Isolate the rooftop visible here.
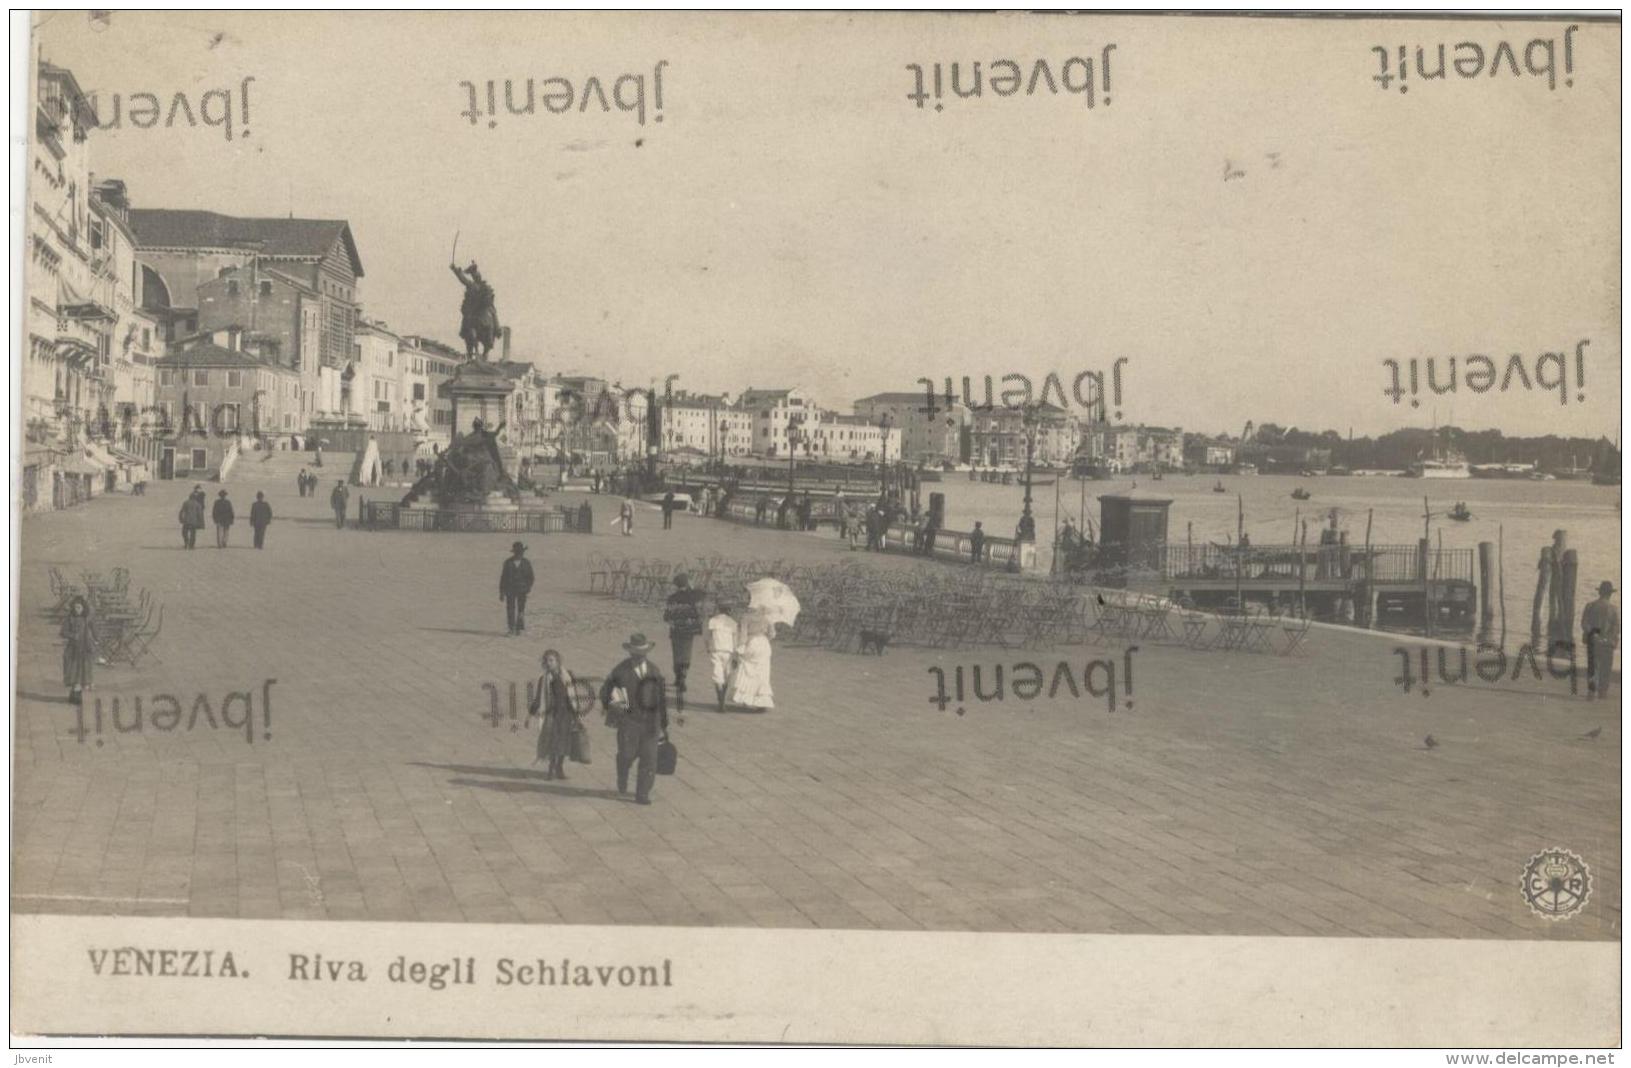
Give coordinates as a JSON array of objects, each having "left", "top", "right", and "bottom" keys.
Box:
[
  {"left": 129, "top": 209, "right": 364, "bottom": 277},
  {"left": 153, "top": 343, "right": 292, "bottom": 371}
]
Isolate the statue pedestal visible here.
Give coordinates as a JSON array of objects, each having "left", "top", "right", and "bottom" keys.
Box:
[{"left": 441, "top": 361, "right": 516, "bottom": 444}]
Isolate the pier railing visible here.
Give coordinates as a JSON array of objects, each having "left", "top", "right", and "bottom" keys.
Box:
[
  {"left": 1159, "top": 543, "right": 1474, "bottom": 584},
  {"left": 361, "top": 500, "right": 592, "bottom": 534}
]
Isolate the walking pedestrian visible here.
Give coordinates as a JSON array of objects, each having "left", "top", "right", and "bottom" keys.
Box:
[
  {"left": 330, "top": 480, "right": 349, "bottom": 529},
  {"left": 664, "top": 572, "right": 705, "bottom": 711},
  {"left": 619, "top": 497, "right": 635, "bottom": 536},
  {"left": 706, "top": 599, "right": 740, "bottom": 711},
  {"left": 661, "top": 489, "right": 676, "bottom": 530},
  {"left": 1583, "top": 581, "right": 1619, "bottom": 700},
  {"left": 527, "top": 649, "right": 581, "bottom": 780},
  {"left": 60, "top": 595, "right": 97, "bottom": 706},
  {"left": 724, "top": 611, "right": 776, "bottom": 712},
  {"left": 970, "top": 520, "right": 986, "bottom": 564},
  {"left": 178, "top": 489, "right": 204, "bottom": 549},
  {"left": 212, "top": 490, "right": 235, "bottom": 548},
  {"left": 297, "top": 468, "right": 309, "bottom": 497},
  {"left": 249, "top": 491, "right": 273, "bottom": 549},
  {"left": 500, "top": 541, "right": 535, "bottom": 636},
  {"left": 600, "top": 633, "right": 670, "bottom": 805}
]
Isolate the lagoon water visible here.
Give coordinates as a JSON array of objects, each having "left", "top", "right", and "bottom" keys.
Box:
[{"left": 931, "top": 472, "right": 1621, "bottom": 635}]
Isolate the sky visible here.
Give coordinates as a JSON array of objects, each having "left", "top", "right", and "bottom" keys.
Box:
[{"left": 32, "top": 11, "right": 1622, "bottom": 439}]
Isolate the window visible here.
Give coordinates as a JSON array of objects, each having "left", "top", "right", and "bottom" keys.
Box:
[
  {"left": 227, "top": 370, "right": 242, "bottom": 388},
  {"left": 259, "top": 280, "right": 272, "bottom": 298},
  {"left": 141, "top": 328, "right": 151, "bottom": 349},
  {"left": 191, "top": 448, "right": 207, "bottom": 469},
  {"left": 227, "top": 280, "right": 239, "bottom": 297},
  {"left": 413, "top": 383, "right": 426, "bottom": 401},
  {"left": 218, "top": 404, "right": 239, "bottom": 431},
  {"left": 159, "top": 369, "right": 174, "bottom": 387},
  {"left": 218, "top": 266, "right": 232, "bottom": 279},
  {"left": 192, "top": 370, "right": 209, "bottom": 387},
  {"left": 283, "top": 413, "right": 292, "bottom": 429}
]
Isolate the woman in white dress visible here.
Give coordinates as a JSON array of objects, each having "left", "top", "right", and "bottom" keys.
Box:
[
  {"left": 724, "top": 610, "right": 776, "bottom": 711},
  {"left": 705, "top": 601, "right": 740, "bottom": 712}
]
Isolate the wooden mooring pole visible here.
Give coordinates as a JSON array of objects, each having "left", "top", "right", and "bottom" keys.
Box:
[
  {"left": 1478, "top": 540, "right": 1496, "bottom": 641},
  {"left": 1531, "top": 545, "right": 1553, "bottom": 647},
  {"left": 1498, "top": 524, "right": 1507, "bottom": 647},
  {"left": 1359, "top": 508, "right": 1374, "bottom": 627}
]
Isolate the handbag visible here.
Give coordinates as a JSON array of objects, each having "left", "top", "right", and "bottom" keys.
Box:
[
  {"left": 603, "top": 684, "right": 628, "bottom": 730},
  {"left": 656, "top": 738, "right": 678, "bottom": 776},
  {"left": 569, "top": 722, "right": 591, "bottom": 764}
]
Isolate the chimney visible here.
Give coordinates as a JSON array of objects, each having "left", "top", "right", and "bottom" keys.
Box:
[{"left": 501, "top": 326, "right": 512, "bottom": 361}]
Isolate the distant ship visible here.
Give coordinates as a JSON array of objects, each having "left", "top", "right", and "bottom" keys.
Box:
[{"left": 1408, "top": 437, "right": 1471, "bottom": 480}]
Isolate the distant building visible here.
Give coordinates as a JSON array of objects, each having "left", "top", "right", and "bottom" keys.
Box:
[
  {"left": 129, "top": 207, "right": 365, "bottom": 432},
  {"left": 24, "top": 61, "right": 123, "bottom": 509},
  {"left": 353, "top": 319, "right": 404, "bottom": 431},
  {"left": 152, "top": 329, "right": 298, "bottom": 479},
  {"left": 851, "top": 392, "right": 968, "bottom": 465},
  {"left": 804, "top": 411, "right": 902, "bottom": 462},
  {"left": 968, "top": 403, "right": 1078, "bottom": 468},
  {"left": 739, "top": 386, "right": 813, "bottom": 458},
  {"left": 401, "top": 335, "right": 462, "bottom": 443},
  {"left": 1142, "top": 426, "right": 1185, "bottom": 469},
  {"left": 659, "top": 391, "right": 751, "bottom": 460},
  {"left": 1184, "top": 435, "right": 1236, "bottom": 469}
]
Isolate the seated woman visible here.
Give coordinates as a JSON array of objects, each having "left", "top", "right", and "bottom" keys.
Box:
[{"left": 724, "top": 610, "right": 776, "bottom": 712}]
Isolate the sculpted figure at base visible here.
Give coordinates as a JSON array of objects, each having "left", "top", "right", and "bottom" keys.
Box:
[{"left": 402, "top": 418, "right": 515, "bottom": 507}]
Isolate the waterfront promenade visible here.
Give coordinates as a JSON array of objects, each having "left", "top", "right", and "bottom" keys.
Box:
[{"left": 13, "top": 474, "right": 1620, "bottom": 938}]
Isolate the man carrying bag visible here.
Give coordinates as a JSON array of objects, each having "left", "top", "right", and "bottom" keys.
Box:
[{"left": 599, "top": 633, "right": 672, "bottom": 805}]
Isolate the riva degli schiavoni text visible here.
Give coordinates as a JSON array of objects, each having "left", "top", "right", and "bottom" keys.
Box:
[
  {"left": 1371, "top": 25, "right": 1582, "bottom": 92},
  {"left": 460, "top": 62, "right": 670, "bottom": 127},
  {"left": 907, "top": 47, "right": 1117, "bottom": 111}
]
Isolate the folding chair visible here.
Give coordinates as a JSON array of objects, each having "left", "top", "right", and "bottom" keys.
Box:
[
  {"left": 1279, "top": 614, "right": 1312, "bottom": 656},
  {"left": 1180, "top": 608, "right": 1211, "bottom": 649},
  {"left": 587, "top": 552, "right": 610, "bottom": 593},
  {"left": 1240, "top": 606, "right": 1276, "bottom": 653}
]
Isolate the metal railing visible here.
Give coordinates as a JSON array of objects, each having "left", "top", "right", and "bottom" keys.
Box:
[
  {"left": 1159, "top": 543, "right": 1474, "bottom": 584},
  {"left": 362, "top": 500, "right": 591, "bottom": 534}
]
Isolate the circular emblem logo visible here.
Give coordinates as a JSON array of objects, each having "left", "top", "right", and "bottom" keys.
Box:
[{"left": 1521, "top": 848, "right": 1591, "bottom": 920}]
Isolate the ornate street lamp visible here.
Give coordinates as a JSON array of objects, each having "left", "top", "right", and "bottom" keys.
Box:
[
  {"left": 1018, "top": 402, "right": 1040, "bottom": 543},
  {"left": 878, "top": 411, "right": 894, "bottom": 494},
  {"left": 787, "top": 412, "right": 804, "bottom": 495}
]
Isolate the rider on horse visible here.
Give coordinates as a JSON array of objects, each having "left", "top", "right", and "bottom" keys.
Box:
[{"left": 450, "top": 261, "right": 501, "bottom": 360}]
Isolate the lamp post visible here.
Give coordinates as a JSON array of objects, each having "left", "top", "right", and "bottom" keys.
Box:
[
  {"left": 879, "top": 412, "right": 894, "bottom": 496},
  {"left": 787, "top": 412, "right": 804, "bottom": 496},
  {"left": 1018, "top": 403, "right": 1039, "bottom": 543}
]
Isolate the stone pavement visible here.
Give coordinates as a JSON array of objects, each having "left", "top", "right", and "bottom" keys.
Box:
[{"left": 12, "top": 468, "right": 1621, "bottom": 939}]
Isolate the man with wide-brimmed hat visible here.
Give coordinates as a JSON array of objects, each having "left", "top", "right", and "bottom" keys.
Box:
[
  {"left": 499, "top": 541, "right": 535, "bottom": 636},
  {"left": 663, "top": 571, "right": 707, "bottom": 711},
  {"left": 1582, "top": 580, "right": 1619, "bottom": 700},
  {"left": 599, "top": 633, "right": 669, "bottom": 804}
]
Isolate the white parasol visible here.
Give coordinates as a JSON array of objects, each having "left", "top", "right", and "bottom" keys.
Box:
[{"left": 745, "top": 577, "right": 801, "bottom": 630}]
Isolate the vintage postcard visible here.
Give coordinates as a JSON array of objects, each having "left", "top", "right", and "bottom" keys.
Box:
[{"left": 10, "top": 9, "right": 1621, "bottom": 1047}]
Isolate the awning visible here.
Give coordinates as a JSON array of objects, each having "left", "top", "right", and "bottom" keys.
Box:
[
  {"left": 59, "top": 455, "right": 104, "bottom": 477},
  {"left": 106, "top": 445, "right": 147, "bottom": 467},
  {"left": 83, "top": 441, "right": 118, "bottom": 470},
  {"left": 22, "top": 445, "right": 65, "bottom": 468}
]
